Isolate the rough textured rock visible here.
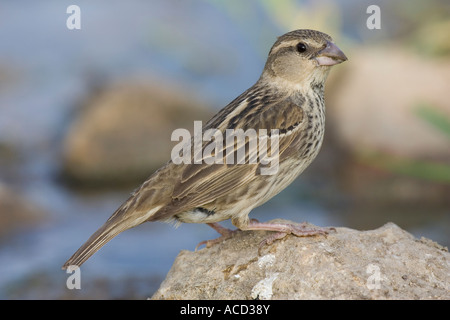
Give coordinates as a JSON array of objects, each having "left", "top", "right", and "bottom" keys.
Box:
[
  {"left": 62, "top": 80, "right": 212, "bottom": 185},
  {"left": 152, "top": 220, "right": 449, "bottom": 300}
]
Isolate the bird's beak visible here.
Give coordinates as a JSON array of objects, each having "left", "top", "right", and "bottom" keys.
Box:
[{"left": 314, "top": 41, "right": 347, "bottom": 66}]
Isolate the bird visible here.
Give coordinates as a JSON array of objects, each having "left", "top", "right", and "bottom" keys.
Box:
[{"left": 62, "top": 29, "right": 347, "bottom": 269}]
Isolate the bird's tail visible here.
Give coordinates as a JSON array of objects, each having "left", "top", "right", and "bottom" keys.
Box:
[
  {"left": 62, "top": 187, "right": 165, "bottom": 269},
  {"left": 61, "top": 217, "right": 133, "bottom": 270}
]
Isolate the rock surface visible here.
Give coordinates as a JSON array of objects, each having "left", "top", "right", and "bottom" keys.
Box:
[{"left": 152, "top": 220, "right": 449, "bottom": 300}]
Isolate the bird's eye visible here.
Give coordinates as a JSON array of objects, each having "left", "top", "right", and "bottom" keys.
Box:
[{"left": 296, "top": 42, "right": 307, "bottom": 53}]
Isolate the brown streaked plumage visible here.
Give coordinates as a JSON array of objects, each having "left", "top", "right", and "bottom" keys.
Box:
[{"left": 62, "top": 29, "right": 347, "bottom": 269}]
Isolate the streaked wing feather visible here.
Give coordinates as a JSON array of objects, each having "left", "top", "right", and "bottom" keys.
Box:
[{"left": 152, "top": 95, "right": 306, "bottom": 220}]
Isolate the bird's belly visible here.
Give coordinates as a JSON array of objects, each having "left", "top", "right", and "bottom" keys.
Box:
[
  {"left": 174, "top": 180, "right": 273, "bottom": 224},
  {"left": 175, "top": 208, "right": 233, "bottom": 224}
]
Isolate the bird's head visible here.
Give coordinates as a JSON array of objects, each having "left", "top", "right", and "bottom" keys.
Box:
[{"left": 261, "top": 29, "right": 347, "bottom": 90}]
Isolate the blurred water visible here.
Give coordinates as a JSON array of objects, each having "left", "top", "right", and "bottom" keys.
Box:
[{"left": 0, "top": 1, "right": 448, "bottom": 299}]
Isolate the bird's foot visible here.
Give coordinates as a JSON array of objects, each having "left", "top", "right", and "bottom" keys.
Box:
[
  {"left": 242, "top": 221, "right": 335, "bottom": 254},
  {"left": 195, "top": 223, "right": 236, "bottom": 251}
]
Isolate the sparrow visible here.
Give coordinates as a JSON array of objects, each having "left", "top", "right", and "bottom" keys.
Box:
[{"left": 62, "top": 29, "right": 347, "bottom": 269}]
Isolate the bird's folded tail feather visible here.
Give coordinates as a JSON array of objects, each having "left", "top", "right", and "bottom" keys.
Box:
[{"left": 61, "top": 219, "right": 130, "bottom": 270}]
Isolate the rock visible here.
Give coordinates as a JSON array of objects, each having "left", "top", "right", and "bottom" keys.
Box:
[
  {"left": 319, "top": 46, "right": 450, "bottom": 210},
  {"left": 152, "top": 220, "right": 449, "bottom": 300},
  {"left": 0, "top": 183, "right": 46, "bottom": 242},
  {"left": 327, "top": 46, "right": 450, "bottom": 161},
  {"left": 61, "top": 80, "right": 213, "bottom": 186}
]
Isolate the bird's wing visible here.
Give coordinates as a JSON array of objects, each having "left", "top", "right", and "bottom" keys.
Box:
[{"left": 149, "top": 94, "right": 306, "bottom": 220}]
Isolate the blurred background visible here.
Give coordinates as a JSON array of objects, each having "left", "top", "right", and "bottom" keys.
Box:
[{"left": 0, "top": 0, "right": 449, "bottom": 299}]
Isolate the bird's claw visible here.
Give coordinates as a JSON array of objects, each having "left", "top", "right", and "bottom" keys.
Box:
[{"left": 257, "top": 223, "right": 336, "bottom": 255}]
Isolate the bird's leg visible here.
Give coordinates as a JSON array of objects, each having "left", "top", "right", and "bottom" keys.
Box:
[
  {"left": 195, "top": 220, "right": 332, "bottom": 252},
  {"left": 195, "top": 223, "right": 236, "bottom": 250},
  {"left": 206, "top": 222, "right": 234, "bottom": 236},
  {"left": 241, "top": 220, "right": 335, "bottom": 253},
  {"left": 195, "top": 220, "right": 260, "bottom": 250}
]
